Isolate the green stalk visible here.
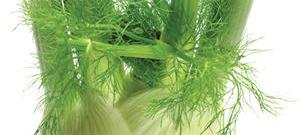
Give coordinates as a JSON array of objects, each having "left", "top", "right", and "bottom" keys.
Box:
[
  {"left": 159, "top": 0, "right": 200, "bottom": 87},
  {"left": 227, "top": 0, "right": 254, "bottom": 42},
  {"left": 88, "top": 24, "right": 157, "bottom": 44},
  {"left": 57, "top": 38, "right": 174, "bottom": 60},
  {"left": 161, "top": 0, "right": 199, "bottom": 48}
]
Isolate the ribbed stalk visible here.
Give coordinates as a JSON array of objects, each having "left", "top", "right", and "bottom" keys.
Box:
[
  {"left": 160, "top": 0, "right": 199, "bottom": 48},
  {"left": 226, "top": 0, "right": 253, "bottom": 43},
  {"left": 58, "top": 38, "right": 174, "bottom": 60}
]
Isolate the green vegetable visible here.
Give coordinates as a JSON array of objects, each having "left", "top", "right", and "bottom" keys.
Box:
[{"left": 22, "top": 0, "right": 278, "bottom": 134}]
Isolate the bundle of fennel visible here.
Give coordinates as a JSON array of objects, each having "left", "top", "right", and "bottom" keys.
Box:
[{"left": 23, "top": 0, "right": 277, "bottom": 134}]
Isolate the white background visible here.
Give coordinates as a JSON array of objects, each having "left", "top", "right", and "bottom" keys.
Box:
[{"left": 0, "top": 0, "right": 300, "bottom": 134}]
